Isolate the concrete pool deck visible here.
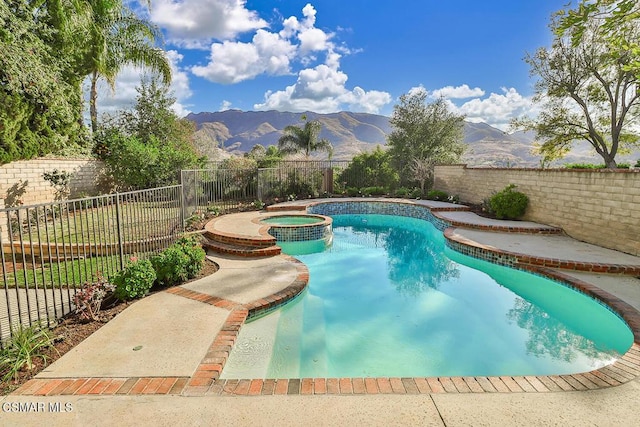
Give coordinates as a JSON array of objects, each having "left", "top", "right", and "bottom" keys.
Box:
[{"left": 4, "top": 198, "right": 640, "bottom": 425}]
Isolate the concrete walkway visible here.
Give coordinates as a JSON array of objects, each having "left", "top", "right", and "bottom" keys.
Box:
[{"left": 3, "top": 198, "right": 640, "bottom": 426}]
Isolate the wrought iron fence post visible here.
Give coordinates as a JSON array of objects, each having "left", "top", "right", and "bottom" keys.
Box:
[
  {"left": 115, "top": 192, "right": 125, "bottom": 270},
  {"left": 179, "top": 184, "right": 186, "bottom": 230}
]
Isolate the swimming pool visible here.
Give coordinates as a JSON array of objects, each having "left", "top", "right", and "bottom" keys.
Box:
[{"left": 222, "top": 213, "right": 633, "bottom": 379}]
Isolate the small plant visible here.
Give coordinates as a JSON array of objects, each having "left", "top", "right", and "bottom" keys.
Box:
[
  {"left": 361, "top": 186, "right": 387, "bottom": 196},
  {"left": 152, "top": 236, "right": 205, "bottom": 287},
  {"left": 73, "top": 274, "right": 115, "bottom": 322},
  {"left": 394, "top": 187, "right": 410, "bottom": 197},
  {"left": 206, "top": 205, "right": 222, "bottom": 216},
  {"left": 287, "top": 193, "right": 297, "bottom": 202},
  {"left": 409, "top": 188, "right": 422, "bottom": 199},
  {"left": 252, "top": 199, "right": 265, "bottom": 210},
  {"left": 635, "top": 159, "right": 640, "bottom": 167},
  {"left": 112, "top": 258, "right": 156, "bottom": 301},
  {"left": 345, "top": 187, "right": 361, "bottom": 197},
  {"left": 427, "top": 190, "right": 449, "bottom": 201},
  {"left": 0, "top": 323, "right": 57, "bottom": 382},
  {"left": 487, "top": 184, "right": 529, "bottom": 219}
]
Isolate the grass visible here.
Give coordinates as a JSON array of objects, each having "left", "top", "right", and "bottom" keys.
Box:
[
  {"left": 9, "top": 202, "right": 182, "bottom": 245},
  {"left": 4, "top": 254, "right": 122, "bottom": 289}
]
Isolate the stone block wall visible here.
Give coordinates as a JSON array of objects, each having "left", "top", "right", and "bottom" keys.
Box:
[
  {"left": 0, "top": 158, "right": 108, "bottom": 207},
  {"left": 434, "top": 165, "right": 640, "bottom": 256}
]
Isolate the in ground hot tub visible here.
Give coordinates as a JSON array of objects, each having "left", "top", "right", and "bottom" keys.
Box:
[{"left": 257, "top": 214, "right": 333, "bottom": 243}]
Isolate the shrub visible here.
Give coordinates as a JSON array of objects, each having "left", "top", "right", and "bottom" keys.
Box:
[
  {"left": 152, "top": 247, "right": 189, "bottom": 287},
  {"left": 393, "top": 187, "right": 410, "bottom": 197},
  {"left": 361, "top": 186, "right": 387, "bottom": 196},
  {"left": 73, "top": 275, "right": 115, "bottom": 321},
  {"left": 427, "top": 190, "right": 449, "bottom": 201},
  {"left": 564, "top": 163, "right": 605, "bottom": 169},
  {"left": 409, "top": 188, "right": 422, "bottom": 199},
  {"left": 345, "top": 187, "right": 361, "bottom": 197},
  {"left": 0, "top": 323, "right": 56, "bottom": 382},
  {"left": 337, "top": 147, "right": 399, "bottom": 190},
  {"left": 112, "top": 258, "right": 156, "bottom": 301},
  {"left": 487, "top": 184, "right": 529, "bottom": 219},
  {"left": 152, "top": 236, "right": 205, "bottom": 287}
]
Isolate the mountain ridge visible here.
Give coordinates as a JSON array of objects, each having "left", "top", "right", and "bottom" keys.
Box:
[{"left": 186, "top": 110, "right": 635, "bottom": 166}]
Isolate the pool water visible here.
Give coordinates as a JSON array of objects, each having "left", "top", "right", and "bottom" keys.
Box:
[
  {"left": 222, "top": 214, "right": 633, "bottom": 379},
  {"left": 261, "top": 215, "right": 324, "bottom": 225}
]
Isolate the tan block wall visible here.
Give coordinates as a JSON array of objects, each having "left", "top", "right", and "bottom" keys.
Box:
[
  {"left": 0, "top": 158, "right": 108, "bottom": 207},
  {"left": 434, "top": 165, "right": 640, "bottom": 256}
]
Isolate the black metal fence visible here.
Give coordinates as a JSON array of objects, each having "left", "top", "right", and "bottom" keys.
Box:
[
  {"left": 1, "top": 161, "right": 363, "bottom": 344},
  {"left": 1, "top": 185, "right": 183, "bottom": 343}
]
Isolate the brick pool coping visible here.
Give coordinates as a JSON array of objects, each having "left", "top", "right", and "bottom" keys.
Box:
[{"left": 13, "top": 200, "right": 640, "bottom": 397}]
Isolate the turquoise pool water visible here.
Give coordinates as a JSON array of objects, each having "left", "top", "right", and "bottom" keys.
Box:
[
  {"left": 261, "top": 215, "right": 324, "bottom": 225},
  {"left": 222, "top": 214, "right": 633, "bottom": 379}
]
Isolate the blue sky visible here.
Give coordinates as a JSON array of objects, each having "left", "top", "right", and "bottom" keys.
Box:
[{"left": 98, "top": 0, "right": 574, "bottom": 130}]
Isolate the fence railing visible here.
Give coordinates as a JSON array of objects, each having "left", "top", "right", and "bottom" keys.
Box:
[{"left": 0, "top": 185, "right": 183, "bottom": 344}]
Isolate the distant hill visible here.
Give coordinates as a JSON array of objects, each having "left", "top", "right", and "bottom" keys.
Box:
[{"left": 186, "top": 110, "right": 638, "bottom": 166}]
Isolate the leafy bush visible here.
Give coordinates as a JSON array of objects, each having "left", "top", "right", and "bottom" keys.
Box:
[
  {"left": 0, "top": 323, "right": 56, "bottom": 381},
  {"left": 100, "top": 132, "right": 204, "bottom": 190},
  {"left": 564, "top": 162, "right": 630, "bottom": 169},
  {"left": 487, "top": 184, "right": 529, "bottom": 219},
  {"left": 409, "top": 188, "right": 422, "bottom": 199},
  {"left": 427, "top": 190, "right": 449, "bottom": 201},
  {"left": 635, "top": 159, "right": 640, "bottom": 167},
  {"left": 73, "top": 275, "right": 115, "bottom": 321},
  {"left": 112, "top": 258, "right": 156, "bottom": 301},
  {"left": 564, "top": 163, "right": 605, "bottom": 169},
  {"left": 252, "top": 200, "right": 265, "bottom": 210},
  {"left": 361, "top": 186, "right": 387, "bottom": 196},
  {"left": 152, "top": 236, "right": 205, "bottom": 287},
  {"left": 345, "top": 187, "right": 361, "bottom": 197},
  {"left": 338, "top": 147, "right": 399, "bottom": 190},
  {"left": 393, "top": 187, "right": 410, "bottom": 197}
]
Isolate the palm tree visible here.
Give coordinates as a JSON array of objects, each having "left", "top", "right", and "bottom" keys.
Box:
[
  {"left": 82, "top": 0, "right": 171, "bottom": 133},
  {"left": 277, "top": 115, "right": 333, "bottom": 158}
]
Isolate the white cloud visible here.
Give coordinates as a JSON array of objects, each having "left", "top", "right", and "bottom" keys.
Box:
[
  {"left": 431, "top": 84, "right": 485, "bottom": 99},
  {"left": 255, "top": 62, "right": 391, "bottom": 114},
  {"left": 191, "top": 3, "right": 391, "bottom": 114},
  {"left": 399, "top": 85, "right": 535, "bottom": 130},
  {"left": 454, "top": 87, "right": 534, "bottom": 130},
  {"left": 220, "top": 100, "right": 233, "bottom": 111},
  {"left": 192, "top": 4, "right": 337, "bottom": 84},
  {"left": 90, "top": 51, "right": 193, "bottom": 119},
  {"left": 191, "top": 29, "right": 296, "bottom": 83},
  {"left": 151, "top": 0, "right": 267, "bottom": 48}
]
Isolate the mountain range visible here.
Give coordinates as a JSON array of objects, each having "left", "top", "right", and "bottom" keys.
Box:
[{"left": 187, "top": 110, "right": 637, "bottom": 166}]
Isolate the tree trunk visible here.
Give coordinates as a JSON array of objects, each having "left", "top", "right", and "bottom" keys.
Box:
[
  {"left": 604, "top": 157, "right": 618, "bottom": 169},
  {"left": 90, "top": 72, "right": 99, "bottom": 134}
]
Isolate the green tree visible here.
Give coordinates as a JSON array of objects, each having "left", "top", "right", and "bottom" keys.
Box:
[
  {"left": 97, "top": 78, "right": 204, "bottom": 189},
  {"left": 80, "top": 0, "right": 171, "bottom": 133},
  {"left": 558, "top": 0, "right": 640, "bottom": 78},
  {"left": 387, "top": 90, "right": 465, "bottom": 185},
  {"left": 514, "top": 10, "right": 640, "bottom": 168},
  {"left": 246, "top": 144, "right": 283, "bottom": 168},
  {"left": 0, "top": 0, "right": 86, "bottom": 164},
  {"left": 338, "top": 146, "right": 398, "bottom": 190},
  {"left": 277, "top": 115, "right": 333, "bottom": 159}
]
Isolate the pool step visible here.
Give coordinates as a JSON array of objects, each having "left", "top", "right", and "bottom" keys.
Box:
[
  {"left": 202, "top": 237, "right": 281, "bottom": 258},
  {"left": 268, "top": 297, "right": 304, "bottom": 377},
  {"left": 300, "top": 294, "right": 328, "bottom": 378}
]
